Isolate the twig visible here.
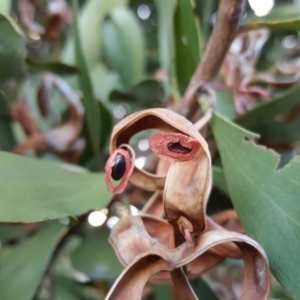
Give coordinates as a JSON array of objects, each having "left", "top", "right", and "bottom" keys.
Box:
[
  {"left": 33, "top": 213, "right": 89, "bottom": 299},
  {"left": 178, "top": 0, "right": 246, "bottom": 118}
]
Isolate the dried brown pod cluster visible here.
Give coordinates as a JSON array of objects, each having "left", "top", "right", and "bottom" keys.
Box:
[
  {"left": 104, "top": 108, "right": 271, "bottom": 300},
  {"left": 221, "top": 29, "right": 271, "bottom": 114},
  {"left": 12, "top": 74, "right": 84, "bottom": 162},
  {"left": 18, "top": 0, "right": 72, "bottom": 39}
]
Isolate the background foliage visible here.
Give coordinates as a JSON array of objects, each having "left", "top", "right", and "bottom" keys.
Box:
[{"left": 0, "top": 0, "right": 300, "bottom": 299}]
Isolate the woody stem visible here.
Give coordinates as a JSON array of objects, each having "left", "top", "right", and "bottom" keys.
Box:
[{"left": 178, "top": 0, "right": 246, "bottom": 118}]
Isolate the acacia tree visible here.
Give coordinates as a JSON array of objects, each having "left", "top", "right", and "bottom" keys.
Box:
[{"left": 0, "top": 0, "right": 299, "bottom": 299}]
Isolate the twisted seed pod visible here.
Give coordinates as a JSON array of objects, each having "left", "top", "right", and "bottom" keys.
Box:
[
  {"left": 105, "top": 108, "right": 271, "bottom": 300},
  {"left": 108, "top": 108, "right": 211, "bottom": 243},
  {"left": 106, "top": 215, "right": 271, "bottom": 300}
]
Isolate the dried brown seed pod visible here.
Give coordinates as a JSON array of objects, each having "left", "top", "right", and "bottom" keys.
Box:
[
  {"left": 106, "top": 215, "right": 271, "bottom": 300},
  {"left": 104, "top": 108, "right": 271, "bottom": 299},
  {"left": 106, "top": 108, "right": 211, "bottom": 245}
]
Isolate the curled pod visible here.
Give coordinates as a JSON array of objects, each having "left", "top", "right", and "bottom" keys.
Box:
[{"left": 107, "top": 108, "right": 211, "bottom": 243}]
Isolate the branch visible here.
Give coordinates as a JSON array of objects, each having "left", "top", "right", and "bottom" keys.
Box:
[
  {"left": 193, "top": 0, "right": 245, "bottom": 83},
  {"left": 34, "top": 213, "right": 89, "bottom": 298},
  {"left": 178, "top": 0, "right": 246, "bottom": 118}
]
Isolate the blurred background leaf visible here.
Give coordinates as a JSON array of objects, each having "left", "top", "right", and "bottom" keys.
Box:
[
  {"left": 102, "top": 6, "right": 145, "bottom": 91},
  {"left": 236, "top": 84, "right": 300, "bottom": 129},
  {"left": 0, "top": 13, "right": 26, "bottom": 82},
  {"left": 153, "top": 0, "right": 177, "bottom": 97},
  {"left": 174, "top": 0, "right": 202, "bottom": 94},
  {"left": 70, "top": 229, "right": 123, "bottom": 280},
  {"left": 0, "top": 221, "right": 65, "bottom": 300},
  {"left": 109, "top": 79, "right": 163, "bottom": 107},
  {"left": 0, "top": 91, "right": 16, "bottom": 150},
  {"left": 191, "top": 278, "right": 220, "bottom": 300},
  {"left": 243, "top": 5, "right": 300, "bottom": 31},
  {"left": 0, "top": 0, "right": 11, "bottom": 15},
  {"left": 25, "top": 59, "right": 78, "bottom": 76},
  {"left": 62, "top": 0, "right": 128, "bottom": 67},
  {"left": 72, "top": 0, "right": 102, "bottom": 158}
]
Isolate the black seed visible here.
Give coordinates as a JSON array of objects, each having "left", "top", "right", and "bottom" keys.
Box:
[
  {"left": 111, "top": 156, "right": 126, "bottom": 180},
  {"left": 167, "top": 142, "right": 191, "bottom": 154}
]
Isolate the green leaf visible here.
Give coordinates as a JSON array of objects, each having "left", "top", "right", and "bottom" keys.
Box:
[
  {"left": 90, "top": 63, "right": 120, "bottom": 101},
  {"left": 174, "top": 0, "right": 202, "bottom": 94},
  {"left": 109, "top": 79, "right": 164, "bottom": 107},
  {"left": 236, "top": 84, "right": 300, "bottom": 129},
  {"left": 72, "top": 0, "right": 102, "bottom": 156},
  {"left": 215, "top": 90, "right": 237, "bottom": 121},
  {"left": 26, "top": 58, "right": 78, "bottom": 76},
  {"left": 0, "top": 221, "right": 65, "bottom": 300},
  {"left": 191, "top": 278, "right": 220, "bottom": 300},
  {"left": 0, "top": 91, "right": 16, "bottom": 151},
  {"left": 102, "top": 7, "right": 145, "bottom": 90},
  {"left": 132, "top": 80, "right": 164, "bottom": 105},
  {"left": 153, "top": 283, "right": 172, "bottom": 299},
  {"left": 0, "top": 13, "right": 27, "bottom": 82},
  {"left": 62, "top": 0, "right": 127, "bottom": 66},
  {"left": 71, "top": 230, "right": 123, "bottom": 280},
  {"left": 55, "top": 275, "right": 103, "bottom": 300},
  {"left": 154, "top": 0, "right": 177, "bottom": 96},
  {"left": 0, "top": 0, "right": 11, "bottom": 15},
  {"left": 255, "top": 118, "right": 300, "bottom": 143},
  {"left": 0, "top": 151, "right": 111, "bottom": 222},
  {"left": 0, "top": 223, "right": 33, "bottom": 243},
  {"left": 212, "top": 165, "right": 229, "bottom": 197},
  {"left": 98, "top": 101, "right": 112, "bottom": 151},
  {"left": 61, "top": 0, "right": 128, "bottom": 105},
  {"left": 242, "top": 5, "right": 300, "bottom": 32},
  {"left": 212, "top": 113, "right": 300, "bottom": 298},
  {"left": 195, "top": 0, "right": 216, "bottom": 40}
]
